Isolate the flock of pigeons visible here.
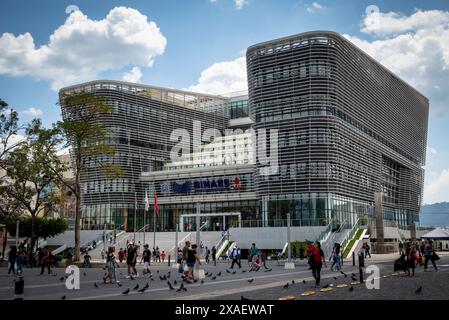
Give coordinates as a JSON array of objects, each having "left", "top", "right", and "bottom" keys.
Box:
[{"left": 59, "top": 266, "right": 424, "bottom": 300}]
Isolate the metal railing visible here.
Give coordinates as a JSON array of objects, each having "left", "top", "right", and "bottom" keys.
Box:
[
  {"left": 229, "top": 218, "right": 330, "bottom": 228},
  {"left": 341, "top": 218, "right": 360, "bottom": 255}
]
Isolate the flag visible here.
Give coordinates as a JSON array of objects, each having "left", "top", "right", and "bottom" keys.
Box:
[
  {"left": 154, "top": 192, "right": 159, "bottom": 216},
  {"left": 145, "top": 190, "right": 149, "bottom": 217}
]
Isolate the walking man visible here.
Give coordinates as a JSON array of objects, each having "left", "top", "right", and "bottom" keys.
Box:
[
  {"left": 140, "top": 244, "right": 152, "bottom": 276},
  {"left": 230, "top": 246, "right": 241, "bottom": 269},
  {"left": 211, "top": 246, "right": 217, "bottom": 266},
  {"left": 423, "top": 240, "right": 438, "bottom": 272}
]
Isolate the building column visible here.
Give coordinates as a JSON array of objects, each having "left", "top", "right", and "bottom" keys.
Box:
[{"left": 375, "top": 192, "right": 386, "bottom": 254}]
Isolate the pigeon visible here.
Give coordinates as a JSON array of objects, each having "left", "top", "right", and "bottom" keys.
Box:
[
  {"left": 94, "top": 283, "right": 98, "bottom": 288},
  {"left": 61, "top": 295, "right": 66, "bottom": 300},
  {"left": 168, "top": 282, "right": 175, "bottom": 290},
  {"left": 226, "top": 269, "right": 231, "bottom": 273},
  {"left": 132, "top": 284, "right": 139, "bottom": 291},
  {"left": 241, "top": 296, "right": 251, "bottom": 301},
  {"left": 349, "top": 286, "right": 354, "bottom": 292},
  {"left": 217, "top": 272, "right": 222, "bottom": 276},
  {"left": 283, "top": 283, "right": 289, "bottom": 289},
  {"left": 351, "top": 276, "right": 357, "bottom": 281},
  {"left": 138, "top": 287, "right": 147, "bottom": 293},
  {"left": 333, "top": 277, "right": 338, "bottom": 280},
  {"left": 340, "top": 271, "right": 346, "bottom": 276},
  {"left": 208, "top": 273, "right": 213, "bottom": 278},
  {"left": 242, "top": 270, "right": 246, "bottom": 273},
  {"left": 205, "top": 272, "right": 209, "bottom": 276},
  {"left": 183, "top": 287, "right": 187, "bottom": 292},
  {"left": 302, "top": 280, "right": 306, "bottom": 284},
  {"left": 83, "top": 272, "right": 87, "bottom": 277},
  {"left": 122, "top": 288, "right": 130, "bottom": 295},
  {"left": 415, "top": 286, "right": 422, "bottom": 294},
  {"left": 167, "top": 275, "right": 170, "bottom": 279},
  {"left": 201, "top": 280, "right": 204, "bottom": 284},
  {"left": 117, "top": 283, "right": 123, "bottom": 287},
  {"left": 322, "top": 284, "right": 330, "bottom": 288},
  {"left": 157, "top": 270, "right": 159, "bottom": 273},
  {"left": 232, "top": 271, "right": 236, "bottom": 275},
  {"left": 194, "top": 279, "right": 198, "bottom": 283},
  {"left": 167, "top": 271, "right": 171, "bottom": 274},
  {"left": 352, "top": 273, "right": 356, "bottom": 277},
  {"left": 159, "top": 276, "right": 164, "bottom": 281},
  {"left": 248, "top": 279, "right": 254, "bottom": 283},
  {"left": 150, "top": 277, "right": 154, "bottom": 281},
  {"left": 211, "top": 276, "right": 217, "bottom": 280},
  {"left": 59, "top": 277, "right": 65, "bottom": 281},
  {"left": 174, "top": 280, "right": 177, "bottom": 285},
  {"left": 292, "top": 280, "right": 295, "bottom": 285}
]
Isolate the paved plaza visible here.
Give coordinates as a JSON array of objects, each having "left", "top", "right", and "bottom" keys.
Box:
[{"left": 1, "top": 253, "right": 448, "bottom": 300}]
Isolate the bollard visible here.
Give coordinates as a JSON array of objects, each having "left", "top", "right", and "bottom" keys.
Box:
[
  {"left": 168, "top": 255, "right": 171, "bottom": 267},
  {"left": 358, "top": 253, "right": 364, "bottom": 284},
  {"left": 14, "top": 274, "right": 24, "bottom": 300},
  {"left": 352, "top": 251, "right": 355, "bottom": 266}
]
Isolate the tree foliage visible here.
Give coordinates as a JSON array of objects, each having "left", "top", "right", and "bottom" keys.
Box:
[
  {"left": 0, "top": 215, "right": 68, "bottom": 239},
  {"left": 57, "top": 92, "right": 123, "bottom": 261}
]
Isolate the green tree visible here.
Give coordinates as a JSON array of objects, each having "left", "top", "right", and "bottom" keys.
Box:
[
  {"left": 1, "top": 98, "right": 25, "bottom": 171},
  {"left": 1, "top": 215, "right": 68, "bottom": 240},
  {"left": 57, "top": 92, "right": 122, "bottom": 262},
  {"left": 0, "top": 119, "right": 66, "bottom": 262}
]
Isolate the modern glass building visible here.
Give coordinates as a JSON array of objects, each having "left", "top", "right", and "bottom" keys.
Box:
[
  {"left": 59, "top": 31, "right": 429, "bottom": 233},
  {"left": 247, "top": 31, "right": 429, "bottom": 229}
]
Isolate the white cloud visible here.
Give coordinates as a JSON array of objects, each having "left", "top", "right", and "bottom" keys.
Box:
[
  {"left": 187, "top": 56, "right": 247, "bottom": 95},
  {"left": 0, "top": 7, "right": 167, "bottom": 91},
  {"left": 306, "top": 2, "right": 326, "bottom": 13},
  {"left": 21, "top": 107, "right": 43, "bottom": 117},
  {"left": 234, "top": 0, "right": 248, "bottom": 10},
  {"left": 344, "top": 8, "right": 449, "bottom": 117},
  {"left": 424, "top": 167, "right": 449, "bottom": 204},
  {"left": 428, "top": 147, "right": 438, "bottom": 155},
  {"left": 122, "top": 66, "right": 142, "bottom": 83}
]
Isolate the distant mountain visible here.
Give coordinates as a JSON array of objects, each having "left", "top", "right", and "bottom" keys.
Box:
[{"left": 420, "top": 202, "right": 449, "bottom": 227}]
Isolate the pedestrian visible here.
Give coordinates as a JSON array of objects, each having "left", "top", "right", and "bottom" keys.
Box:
[
  {"left": 101, "top": 249, "right": 106, "bottom": 261},
  {"left": 299, "top": 245, "right": 305, "bottom": 260},
  {"left": 292, "top": 246, "right": 297, "bottom": 260},
  {"left": 405, "top": 243, "right": 417, "bottom": 277},
  {"left": 156, "top": 247, "right": 161, "bottom": 263},
  {"left": 398, "top": 241, "right": 404, "bottom": 255},
  {"left": 16, "top": 250, "right": 25, "bottom": 275},
  {"left": 230, "top": 246, "right": 241, "bottom": 269},
  {"left": 423, "top": 240, "right": 438, "bottom": 272},
  {"left": 104, "top": 247, "right": 119, "bottom": 284},
  {"left": 37, "top": 247, "right": 43, "bottom": 267},
  {"left": 140, "top": 244, "right": 152, "bottom": 276},
  {"left": 211, "top": 246, "right": 217, "bottom": 266},
  {"left": 330, "top": 243, "right": 341, "bottom": 271},
  {"left": 310, "top": 241, "right": 326, "bottom": 286},
  {"left": 40, "top": 246, "right": 51, "bottom": 275},
  {"left": 161, "top": 251, "right": 166, "bottom": 263},
  {"left": 365, "top": 243, "right": 371, "bottom": 258},
  {"left": 181, "top": 241, "right": 191, "bottom": 279},
  {"left": 83, "top": 251, "right": 91, "bottom": 268},
  {"left": 7, "top": 246, "right": 17, "bottom": 275},
  {"left": 250, "top": 243, "right": 260, "bottom": 271},
  {"left": 152, "top": 247, "right": 157, "bottom": 262},
  {"left": 205, "top": 247, "right": 210, "bottom": 264},
  {"left": 126, "top": 244, "right": 138, "bottom": 278},
  {"left": 118, "top": 248, "right": 125, "bottom": 263},
  {"left": 186, "top": 244, "right": 201, "bottom": 283}
]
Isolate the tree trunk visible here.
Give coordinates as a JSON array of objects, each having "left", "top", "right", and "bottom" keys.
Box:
[
  {"left": 2, "top": 230, "right": 7, "bottom": 258},
  {"left": 27, "top": 215, "right": 37, "bottom": 266},
  {"left": 74, "top": 165, "right": 81, "bottom": 262}
]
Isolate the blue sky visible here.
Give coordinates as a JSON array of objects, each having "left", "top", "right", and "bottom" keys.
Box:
[{"left": 1, "top": 0, "right": 449, "bottom": 204}]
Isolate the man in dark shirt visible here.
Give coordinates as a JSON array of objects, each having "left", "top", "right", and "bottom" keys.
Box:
[{"left": 140, "top": 244, "right": 152, "bottom": 276}]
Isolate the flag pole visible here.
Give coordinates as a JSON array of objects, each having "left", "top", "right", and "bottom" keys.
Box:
[{"left": 153, "top": 193, "right": 157, "bottom": 251}]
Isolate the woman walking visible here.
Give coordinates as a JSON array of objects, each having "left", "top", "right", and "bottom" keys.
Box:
[
  {"left": 423, "top": 240, "right": 438, "bottom": 272},
  {"left": 330, "top": 243, "right": 341, "bottom": 271},
  {"left": 186, "top": 244, "right": 202, "bottom": 283},
  {"left": 104, "top": 247, "right": 119, "bottom": 284}
]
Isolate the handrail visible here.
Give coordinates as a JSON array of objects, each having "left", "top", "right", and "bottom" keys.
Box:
[
  {"left": 200, "top": 221, "right": 208, "bottom": 231},
  {"left": 316, "top": 219, "right": 334, "bottom": 244},
  {"left": 341, "top": 218, "right": 360, "bottom": 254}
]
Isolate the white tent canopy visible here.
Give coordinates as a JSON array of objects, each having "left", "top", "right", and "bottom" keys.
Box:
[{"left": 421, "top": 228, "right": 449, "bottom": 240}]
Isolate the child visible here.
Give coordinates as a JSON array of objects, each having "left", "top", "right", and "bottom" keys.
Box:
[{"left": 161, "top": 251, "right": 166, "bottom": 263}]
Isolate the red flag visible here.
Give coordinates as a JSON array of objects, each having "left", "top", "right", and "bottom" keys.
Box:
[{"left": 154, "top": 192, "right": 158, "bottom": 216}]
